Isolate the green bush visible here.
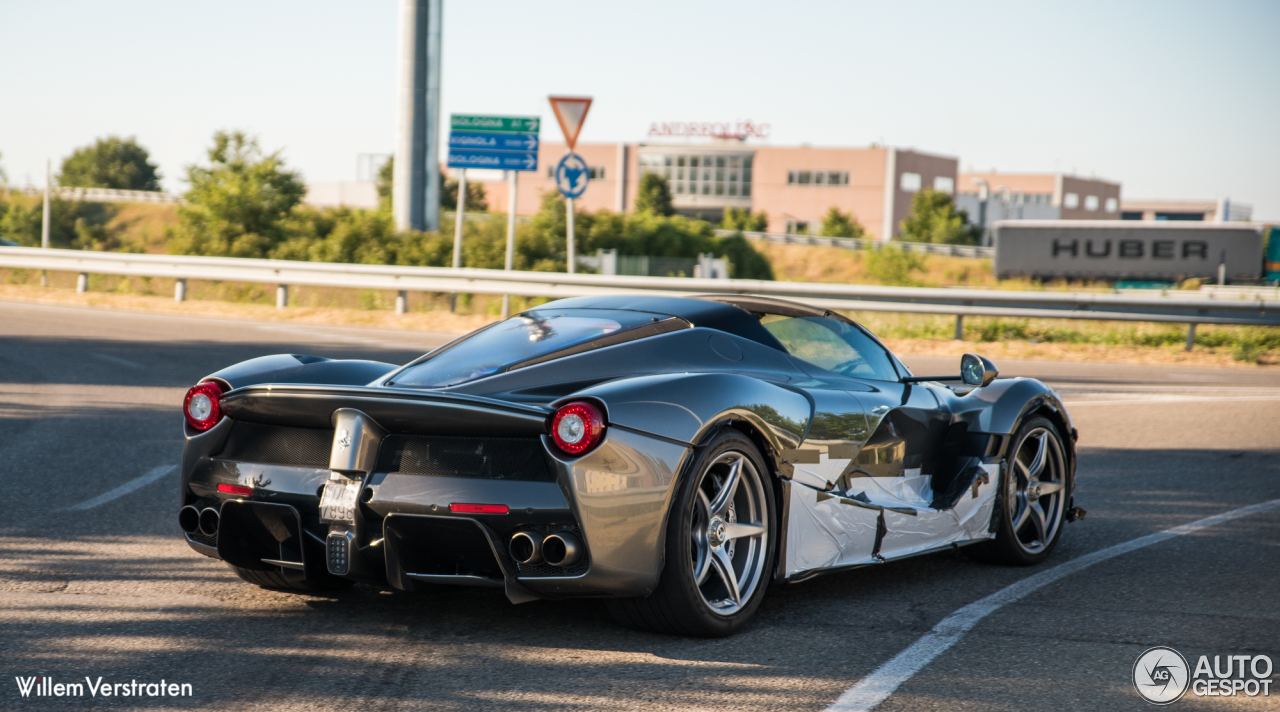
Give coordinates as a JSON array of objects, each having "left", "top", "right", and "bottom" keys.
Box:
[{"left": 864, "top": 245, "right": 925, "bottom": 285}]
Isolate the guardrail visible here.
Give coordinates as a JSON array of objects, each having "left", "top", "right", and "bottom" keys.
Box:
[
  {"left": 14, "top": 187, "right": 184, "bottom": 205},
  {"left": 1, "top": 248, "right": 1276, "bottom": 348},
  {"left": 720, "top": 229, "right": 994, "bottom": 259}
]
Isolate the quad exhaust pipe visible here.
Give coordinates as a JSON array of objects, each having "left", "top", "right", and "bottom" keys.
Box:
[
  {"left": 198, "top": 507, "right": 220, "bottom": 537},
  {"left": 179, "top": 505, "right": 221, "bottom": 537},
  {"left": 510, "top": 531, "right": 582, "bottom": 567},
  {"left": 178, "top": 505, "right": 200, "bottom": 534},
  {"left": 509, "top": 531, "right": 543, "bottom": 565}
]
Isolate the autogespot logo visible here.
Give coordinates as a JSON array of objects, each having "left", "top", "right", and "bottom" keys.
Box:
[
  {"left": 1133, "top": 647, "right": 1275, "bottom": 704},
  {"left": 1134, "top": 647, "right": 1190, "bottom": 705}
]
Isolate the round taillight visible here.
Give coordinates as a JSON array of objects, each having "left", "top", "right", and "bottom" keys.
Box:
[
  {"left": 550, "top": 401, "right": 605, "bottom": 456},
  {"left": 184, "top": 382, "right": 225, "bottom": 431}
]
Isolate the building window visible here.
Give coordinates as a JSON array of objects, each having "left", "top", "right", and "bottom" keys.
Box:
[
  {"left": 1064, "top": 192, "right": 1079, "bottom": 209},
  {"left": 900, "top": 172, "right": 921, "bottom": 192},
  {"left": 785, "top": 219, "right": 811, "bottom": 235},
  {"left": 787, "top": 170, "right": 849, "bottom": 186},
  {"left": 1084, "top": 195, "right": 1099, "bottom": 211},
  {"left": 933, "top": 176, "right": 954, "bottom": 194},
  {"left": 1105, "top": 197, "right": 1118, "bottom": 213},
  {"left": 548, "top": 165, "right": 607, "bottom": 180},
  {"left": 639, "top": 152, "right": 753, "bottom": 200}
]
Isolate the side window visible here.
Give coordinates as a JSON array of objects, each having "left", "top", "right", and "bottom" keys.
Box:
[{"left": 763, "top": 316, "right": 899, "bottom": 381}]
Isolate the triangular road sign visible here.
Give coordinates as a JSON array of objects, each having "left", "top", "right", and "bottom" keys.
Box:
[{"left": 548, "top": 96, "right": 593, "bottom": 151}]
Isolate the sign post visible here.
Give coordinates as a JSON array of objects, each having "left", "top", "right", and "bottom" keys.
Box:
[
  {"left": 549, "top": 96, "right": 593, "bottom": 274},
  {"left": 447, "top": 114, "right": 541, "bottom": 313}
]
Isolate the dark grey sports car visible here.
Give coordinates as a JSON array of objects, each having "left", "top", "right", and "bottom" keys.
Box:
[{"left": 178, "top": 294, "right": 1080, "bottom": 636}]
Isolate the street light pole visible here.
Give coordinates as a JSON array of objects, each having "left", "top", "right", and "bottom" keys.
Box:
[
  {"left": 41, "top": 159, "right": 50, "bottom": 286},
  {"left": 393, "top": 0, "right": 442, "bottom": 233}
]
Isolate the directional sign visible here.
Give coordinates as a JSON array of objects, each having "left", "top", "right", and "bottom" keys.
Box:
[
  {"left": 448, "top": 131, "right": 539, "bottom": 152},
  {"left": 447, "top": 149, "right": 538, "bottom": 171},
  {"left": 555, "top": 153, "right": 589, "bottom": 199},
  {"left": 450, "top": 115, "right": 540, "bottom": 134},
  {"left": 447, "top": 114, "right": 540, "bottom": 172},
  {"left": 548, "top": 97, "right": 592, "bottom": 150}
]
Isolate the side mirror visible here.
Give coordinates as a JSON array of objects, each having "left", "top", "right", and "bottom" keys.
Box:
[{"left": 961, "top": 353, "right": 998, "bottom": 388}]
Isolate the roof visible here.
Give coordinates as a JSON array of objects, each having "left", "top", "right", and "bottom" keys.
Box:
[{"left": 530, "top": 295, "right": 789, "bottom": 351}]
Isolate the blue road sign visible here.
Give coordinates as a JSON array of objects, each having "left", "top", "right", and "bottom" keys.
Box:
[
  {"left": 555, "top": 153, "right": 589, "bottom": 199},
  {"left": 447, "top": 149, "right": 538, "bottom": 171},
  {"left": 448, "top": 131, "right": 539, "bottom": 152}
]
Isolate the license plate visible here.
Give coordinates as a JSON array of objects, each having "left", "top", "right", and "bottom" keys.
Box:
[{"left": 319, "top": 479, "right": 360, "bottom": 524}]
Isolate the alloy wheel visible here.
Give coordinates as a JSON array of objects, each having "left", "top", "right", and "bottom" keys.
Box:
[
  {"left": 1007, "top": 427, "right": 1066, "bottom": 555},
  {"left": 689, "top": 451, "right": 769, "bottom": 616}
]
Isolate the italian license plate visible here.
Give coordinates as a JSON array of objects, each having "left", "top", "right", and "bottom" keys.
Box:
[{"left": 319, "top": 478, "right": 360, "bottom": 524}]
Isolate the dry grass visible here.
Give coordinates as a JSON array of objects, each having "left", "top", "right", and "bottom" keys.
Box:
[
  {"left": 757, "top": 241, "right": 1120, "bottom": 291},
  {"left": 107, "top": 203, "right": 180, "bottom": 254}
]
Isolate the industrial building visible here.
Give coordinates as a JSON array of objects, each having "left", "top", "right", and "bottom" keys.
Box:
[
  {"left": 481, "top": 142, "right": 958, "bottom": 242},
  {"left": 1120, "top": 197, "right": 1252, "bottom": 222}
]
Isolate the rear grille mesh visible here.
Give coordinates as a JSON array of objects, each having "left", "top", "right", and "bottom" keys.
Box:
[
  {"left": 217, "top": 421, "right": 334, "bottom": 469},
  {"left": 376, "top": 434, "right": 554, "bottom": 482}
]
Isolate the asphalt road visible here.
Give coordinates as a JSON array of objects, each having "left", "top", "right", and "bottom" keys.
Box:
[{"left": 2, "top": 300, "right": 1277, "bottom": 711}]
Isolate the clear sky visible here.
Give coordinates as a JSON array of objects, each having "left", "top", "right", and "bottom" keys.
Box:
[{"left": 2, "top": 0, "right": 1277, "bottom": 219}]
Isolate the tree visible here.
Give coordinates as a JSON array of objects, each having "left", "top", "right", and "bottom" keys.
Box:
[
  {"left": 818, "top": 207, "right": 866, "bottom": 238},
  {"left": 635, "top": 172, "right": 674, "bottom": 216},
  {"left": 0, "top": 151, "right": 7, "bottom": 186},
  {"left": 442, "top": 170, "right": 488, "bottom": 212},
  {"left": 720, "top": 207, "right": 768, "bottom": 232},
  {"left": 169, "top": 131, "right": 307, "bottom": 258},
  {"left": 59, "top": 136, "right": 162, "bottom": 191},
  {"left": 898, "top": 189, "right": 981, "bottom": 245},
  {"left": 375, "top": 157, "right": 487, "bottom": 214}
]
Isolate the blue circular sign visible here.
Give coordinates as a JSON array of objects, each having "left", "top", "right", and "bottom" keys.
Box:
[{"left": 555, "top": 153, "right": 590, "bottom": 199}]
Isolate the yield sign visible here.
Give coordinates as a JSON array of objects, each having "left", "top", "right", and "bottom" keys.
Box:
[{"left": 548, "top": 96, "right": 593, "bottom": 151}]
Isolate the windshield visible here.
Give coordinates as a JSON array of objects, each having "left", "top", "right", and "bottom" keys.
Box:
[
  {"left": 763, "top": 315, "right": 900, "bottom": 381},
  {"left": 391, "top": 308, "right": 667, "bottom": 388}
]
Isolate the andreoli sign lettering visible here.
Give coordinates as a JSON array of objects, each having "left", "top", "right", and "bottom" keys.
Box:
[{"left": 647, "top": 121, "right": 771, "bottom": 139}]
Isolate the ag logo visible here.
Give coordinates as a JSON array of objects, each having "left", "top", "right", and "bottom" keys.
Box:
[
  {"left": 337, "top": 429, "right": 351, "bottom": 452},
  {"left": 1134, "top": 646, "right": 1190, "bottom": 705}
]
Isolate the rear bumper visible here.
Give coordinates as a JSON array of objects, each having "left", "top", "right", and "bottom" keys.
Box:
[{"left": 180, "top": 425, "right": 690, "bottom": 599}]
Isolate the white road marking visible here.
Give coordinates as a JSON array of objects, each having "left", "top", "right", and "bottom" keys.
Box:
[
  {"left": 824, "top": 497, "right": 1280, "bottom": 712},
  {"left": 65, "top": 465, "right": 177, "bottom": 511},
  {"left": 90, "top": 352, "right": 144, "bottom": 369}
]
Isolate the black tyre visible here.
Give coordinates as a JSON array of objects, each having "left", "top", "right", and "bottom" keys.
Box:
[
  {"left": 228, "top": 564, "right": 356, "bottom": 592},
  {"left": 607, "top": 430, "right": 776, "bottom": 637},
  {"left": 968, "top": 416, "right": 1070, "bottom": 566}
]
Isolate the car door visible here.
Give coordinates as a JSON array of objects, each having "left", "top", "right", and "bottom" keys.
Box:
[{"left": 761, "top": 314, "right": 973, "bottom": 563}]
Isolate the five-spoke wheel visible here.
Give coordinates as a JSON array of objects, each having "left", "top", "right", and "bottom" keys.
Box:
[
  {"left": 690, "top": 451, "right": 769, "bottom": 616},
  {"left": 608, "top": 430, "right": 776, "bottom": 636},
  {"left": 970, "top": 415, "right": 1071, "bottom": 565}
]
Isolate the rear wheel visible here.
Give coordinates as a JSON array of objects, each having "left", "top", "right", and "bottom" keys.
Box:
[
  {"left": 228, "top": 564, "right": 356, "bottom": 592},
  {"left": 607, "top": 430, "right": 776, "bottom": 637},
  {"left": 969, "top": 416, "right": 1069, "bottom": 565}
]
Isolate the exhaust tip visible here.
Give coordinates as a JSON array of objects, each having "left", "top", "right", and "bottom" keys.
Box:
[
  {"left": 178, "top": 505, "right": 200, "bottom": 534},
  {"left": 542, "top": 532, "right": 582, "bottom": 567},
  {"left": 198, "top": 507, "right": 220, "bottom": 537},
  {"left": 509, "top": 531, "right": 543, "bottom": 565}
]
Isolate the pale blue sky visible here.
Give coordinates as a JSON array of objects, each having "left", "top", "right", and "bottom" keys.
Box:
[{"left": 2, "top": 0, "right": 1277, "bottom": 218}]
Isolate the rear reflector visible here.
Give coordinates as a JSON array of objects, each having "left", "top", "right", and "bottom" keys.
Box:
[
  {"left": 449, "top": 503, "right": 509, "bottom": 515},
  {"left": 217, "top": 484, "right": 253, "bottom": 496}
]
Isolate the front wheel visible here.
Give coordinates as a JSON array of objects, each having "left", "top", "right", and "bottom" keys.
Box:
[
  {"left": 607, "top": 430, "right": 776, "bottom": 637},
  {"left": 969, "top": 416, "right": 1070, "bottom": 566}
]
